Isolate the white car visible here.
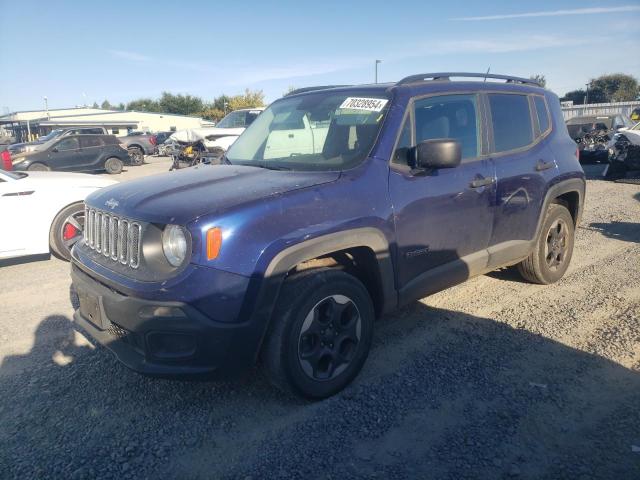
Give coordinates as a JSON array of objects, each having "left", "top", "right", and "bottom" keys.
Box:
[
  {"left": 168, "top": 108, "right": 265, "bottom": 151},
  {"left": 0, "top": 170, "right": 117, "bottom": 261}
]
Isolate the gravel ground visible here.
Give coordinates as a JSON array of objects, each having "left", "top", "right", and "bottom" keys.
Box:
[{"left": 0, "top": 175, "right": 639, "bottom": 480}]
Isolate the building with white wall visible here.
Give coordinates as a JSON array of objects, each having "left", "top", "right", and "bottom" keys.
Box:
[{"left": 0, "top": 107, "right": 215, "bottom": 142}]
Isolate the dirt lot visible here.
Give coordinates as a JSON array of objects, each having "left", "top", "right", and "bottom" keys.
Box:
[{"left": 0, "top": 165, "right": 638, "bottom": 479}]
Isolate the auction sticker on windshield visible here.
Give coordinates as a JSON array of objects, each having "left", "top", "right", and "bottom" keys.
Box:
[{"left": 339, "top": 97, "right": 388, "bottom": 112}]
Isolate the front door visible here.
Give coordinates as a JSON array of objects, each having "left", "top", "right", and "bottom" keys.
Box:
[
  {"left": 48, "top": 137, "right": 82, "bottom": 171},
  {"left": 388, "top": 93, "right": 495, "bottom": 301}
]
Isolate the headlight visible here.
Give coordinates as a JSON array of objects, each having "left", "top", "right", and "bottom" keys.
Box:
[{"left": 162, "top": 224, "right": 187, "bottom": 267}]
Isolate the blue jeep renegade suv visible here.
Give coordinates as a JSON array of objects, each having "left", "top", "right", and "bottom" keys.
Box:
[{"left": 70, "top": 72, "right": 585, "bottom": 398}]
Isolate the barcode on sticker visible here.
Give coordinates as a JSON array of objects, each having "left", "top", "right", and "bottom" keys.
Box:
[{"left": 339, "top": 97, "right": 388, "bottom": 112}]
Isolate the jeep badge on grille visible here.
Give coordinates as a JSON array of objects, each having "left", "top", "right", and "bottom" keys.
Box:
[{"left": 105, "top": 198, "right": 119, "bottom": 210}]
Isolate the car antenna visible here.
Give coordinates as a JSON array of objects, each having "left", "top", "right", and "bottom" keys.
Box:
[{"left": 483, "top": 66, "right": 490, "bottom": 82}]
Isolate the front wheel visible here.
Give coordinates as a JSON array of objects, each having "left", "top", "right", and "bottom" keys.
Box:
[
  {"left": 49, "top": 202, "right": 85, "bottom": 261},
  {"left": 28, "top": 162, "right": 50, "bottom": 171},
  {"left": 517, "top": 203, "right": 575, "bottom": 284},
  {"left": 104, "top": 157, "right": 123, "bottom": 174},
  {"left": 261, "top": 269, "right": 374, "bottom": 399}
]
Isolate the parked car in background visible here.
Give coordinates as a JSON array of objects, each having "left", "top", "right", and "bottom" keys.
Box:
[
  {"left": 154, "top": 131, "right": 175, "bottom": 145},
  {"left": 71, "top": 73, "right": 585, "bottom": 398},
  {"left": 8, "top": 127, "right": 108, "bottom": 156},
  {"left": 630, "top": 107, "right": 640, "bottom": 122},
  {"left": 168, "top": 108, "right": 264, "bottom": 152},
  {"left": 12, "top": 134, "right": 130, "bottom": 174},
  {"left": 118, "top": 131, "right": 157, "bottom": 164},
  {"left": 0, "top": 169, "right": 116, "bottom": 261}
]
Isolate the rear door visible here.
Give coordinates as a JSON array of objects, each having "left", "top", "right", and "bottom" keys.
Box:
[
  {"left": 388, "top": 93, "right": 496, "bottom": 297},
  {"left": 78, "top": 136, "right": 106, "bottom": 170},
  {"left": 486, "top": 92, "right": 558, "bottom": 266}
]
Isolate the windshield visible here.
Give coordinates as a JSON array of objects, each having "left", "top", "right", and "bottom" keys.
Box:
[
  {"left": 39, "top": 129, "right": 63, "bottom": 142},
  {"left": 226, "top": 91, "right": 389, "bottom": 171},
  {"left": 216, "top": 110, "right": 247, "bottom": 128}
]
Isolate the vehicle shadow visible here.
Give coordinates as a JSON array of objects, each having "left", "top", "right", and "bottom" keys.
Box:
[
  {"left": 1, "top": 305, "right": 638, "bottom": 479},
  {"left": 586, "top": 221, "right": 640, "bottom": 244},
  {"left": 0, "top": 253, "right": 51, "bottom": 268}
]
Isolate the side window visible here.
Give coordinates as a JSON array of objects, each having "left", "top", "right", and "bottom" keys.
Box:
[
  {"left": 55, "top": 138, "right": 79, "bottom": 151},
  {"left": 79, "top": 136, "right": 104, "bottom": 148},
  {"left": 111, "top": 128, "right": 120, "bottom": 135},
  {"left": 414, "top": 94, "right": 479, "bottom": 160},
  {"left": 489, "top": 94, "right": 533, "bottom": 152},
  {"left": 533, "top": 96, "right": 550, "bottom": 135},
  {"left": 392, "top": 115, "right": 412, "bottom": 165}
]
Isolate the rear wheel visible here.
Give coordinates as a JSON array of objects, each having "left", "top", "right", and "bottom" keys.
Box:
[
  {"left": 49, "top": 203, "right": 85, "bottom": 261},
  {"left": 517, "top": 203, "right": 575, "bottom": 284},
  {"left": 128, "top": 146, "right": 144, "bottom": 165},
  {"left": 261, "top": 269, "right": 374, "bottom": 399},
  {"left": 28, "top": 162, "right": 50, "bottom": 171},
  {"left": 104, "top": 157, "right": 123, "bottom": 174}
]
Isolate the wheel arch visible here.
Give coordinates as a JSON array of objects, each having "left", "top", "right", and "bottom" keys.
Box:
[
  {"left": 536, "top": 178, "right": 585, "bottom": 238},
  {"left": 245, "top": 228, "right": 396, "bottom": 361}
]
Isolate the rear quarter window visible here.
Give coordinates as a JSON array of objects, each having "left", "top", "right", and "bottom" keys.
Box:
[
  {"left": 533, "top": 96, "right": 550, "bottom": 135},
  {"left": 489, "top": 94, "right": 533, "bottom": 153}
]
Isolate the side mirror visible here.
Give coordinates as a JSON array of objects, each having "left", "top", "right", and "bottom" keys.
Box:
[{"left": 412, "top": 139, "right": 461, "bottom": 169}]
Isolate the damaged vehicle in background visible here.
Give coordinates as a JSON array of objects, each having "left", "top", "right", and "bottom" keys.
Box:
[
  {"left": 162, "top": 108, "right": 264, "bottom": 168},
  {"left": 565, "top": 114, "right": 632, "bottom": 163},
  {"left": 604, "top": 121, "right": 640, "bottom": 182}
]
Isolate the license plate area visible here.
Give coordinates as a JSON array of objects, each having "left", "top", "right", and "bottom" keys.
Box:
[{"left": 78, "top": 291, "right": 104, "bottom": 329}]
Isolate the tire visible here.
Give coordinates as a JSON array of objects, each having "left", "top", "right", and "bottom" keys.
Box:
[
  {"left": 104, "top": 157, "right": 123, "bottom": 174},
  {"left": 28, "top": 162, "right": 50, "bottom": 171},
  {"left": 517, "top": 203, "right": 575, "bottom": 285},
  {"left": 128, "top": 146, "right": 144, "bottom": 166},
  {"left": 49, "top": 202, "right": 85, "bottom": 261},
  {"left": 261, "top": 269, "right": 375, "bottom": 399}
]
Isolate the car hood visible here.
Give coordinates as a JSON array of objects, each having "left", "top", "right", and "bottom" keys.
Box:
[{"left": 85, "top": 164, "right": 340, "bottom": 225}]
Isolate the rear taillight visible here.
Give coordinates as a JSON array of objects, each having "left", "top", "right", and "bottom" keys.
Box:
[
  {"left": 1, "top": 150, "right": 11, "bottom": 171},
  {"left": 150, "top": 135, "right": 157, "bottom": 146},
  {"left": 575, "top": 147, "right": 579, "bottom": 159}
]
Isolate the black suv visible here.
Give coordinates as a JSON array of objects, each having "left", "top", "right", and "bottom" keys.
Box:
[{"left": 13, "top": 134, "right": 130, "bottom": 174}]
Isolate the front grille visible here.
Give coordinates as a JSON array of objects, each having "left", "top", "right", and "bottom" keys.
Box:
[{"left": 84, "top": 206, "right": 142, "bottom": 268}]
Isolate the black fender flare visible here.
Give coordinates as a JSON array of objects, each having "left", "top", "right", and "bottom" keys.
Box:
[
  {"left": 244, "top": 228, "right": 396, "bottom": 360},
  {"left": 534, "top": 177, "right": 586, "bottom": 239}
]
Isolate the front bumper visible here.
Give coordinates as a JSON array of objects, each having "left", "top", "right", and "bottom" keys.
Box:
[{"left": 71, "top": 264, "right": 264, "bottom": 378}]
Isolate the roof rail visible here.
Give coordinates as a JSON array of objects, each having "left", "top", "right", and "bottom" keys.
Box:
[
  {"left": 396, "top": 72, "right": 541, "bottom": 87},
  {"left": 285, "top": 85, "right": 351, "bottom": 96}
]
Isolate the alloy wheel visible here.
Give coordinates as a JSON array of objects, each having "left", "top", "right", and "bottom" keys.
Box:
[
  {"left": 297, "top": 294, "right": 362, "bottom": 381},
  {"left": 545, "top": 217, "right": 568, "bottom": 271}
]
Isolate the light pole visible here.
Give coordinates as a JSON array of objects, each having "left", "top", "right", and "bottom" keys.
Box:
[
  {"left": 43, "top": 96, "right": 49, "bottom": 119},
  {"left": 223, "top": 101, "right": 228, "bottom": 115},
  {"left": 375, "top": 60, "right": 381, "bottom": 84},
  {"left": 585, "top": 83, "right": 589, "bottom": 105}
]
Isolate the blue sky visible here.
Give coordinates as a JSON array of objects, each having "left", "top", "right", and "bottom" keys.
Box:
[{"left": 1, "top": 1, "right": 639, "bottom": 112}]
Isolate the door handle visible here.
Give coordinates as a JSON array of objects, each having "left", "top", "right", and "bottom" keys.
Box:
[
  {"left": 470, "top": 176, "right": 495, "bottom": 188},
  {"left": 535, "top": 160, "right": 554, "bottom": 171}
]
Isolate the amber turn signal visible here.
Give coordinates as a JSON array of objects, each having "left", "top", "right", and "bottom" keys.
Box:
[{"left": 206, "top": 228, "right": 222, "bottom": 260}]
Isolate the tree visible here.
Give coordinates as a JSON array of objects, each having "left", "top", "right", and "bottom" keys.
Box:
[
  {"left": 529, "top": 74, "right": 546, "bottom": 88},
  {"left": 126, "top": 98, "right": 160, "bottom": 112},
  {"left": 560, "top": 89, "right": 587, "bottom": 105},
  {"left": 283, "top": 86, "right": 298, "bottom": 97},
  {"left": 101, "top": 100, "right": 112, "bottom": 110},
  {"left": 91, "top": 101, "right": 99, "bottom": 109},
  {"left": 158, "top": 92, "right": 204, "bottom": 116},
  {"left": 117, "top": 103, "right": 126, "bottom": 111},
  {"left": 199, "top": 107, "right": 226, "bottom": 122},
  {"left": 227, "top": 89, "right": 265, "bottom": 111},
  {"left": 588, "top": 74, "right": 639, "bottom": 103}
]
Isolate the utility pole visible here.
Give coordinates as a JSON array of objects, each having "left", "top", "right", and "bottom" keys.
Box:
[
  {"left": 43, "top": 96, "right": 49, "bottom": 119},
  {"left": 584, "top": 83, "right": 589, "bottom": 105},
  {"left": 375, "top": 60, "right": 381, "bottom": 84}
]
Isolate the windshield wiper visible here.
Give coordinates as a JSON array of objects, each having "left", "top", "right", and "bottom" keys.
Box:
[{"left": 260, "top": 164, "right": 292, "bottom": 171}]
